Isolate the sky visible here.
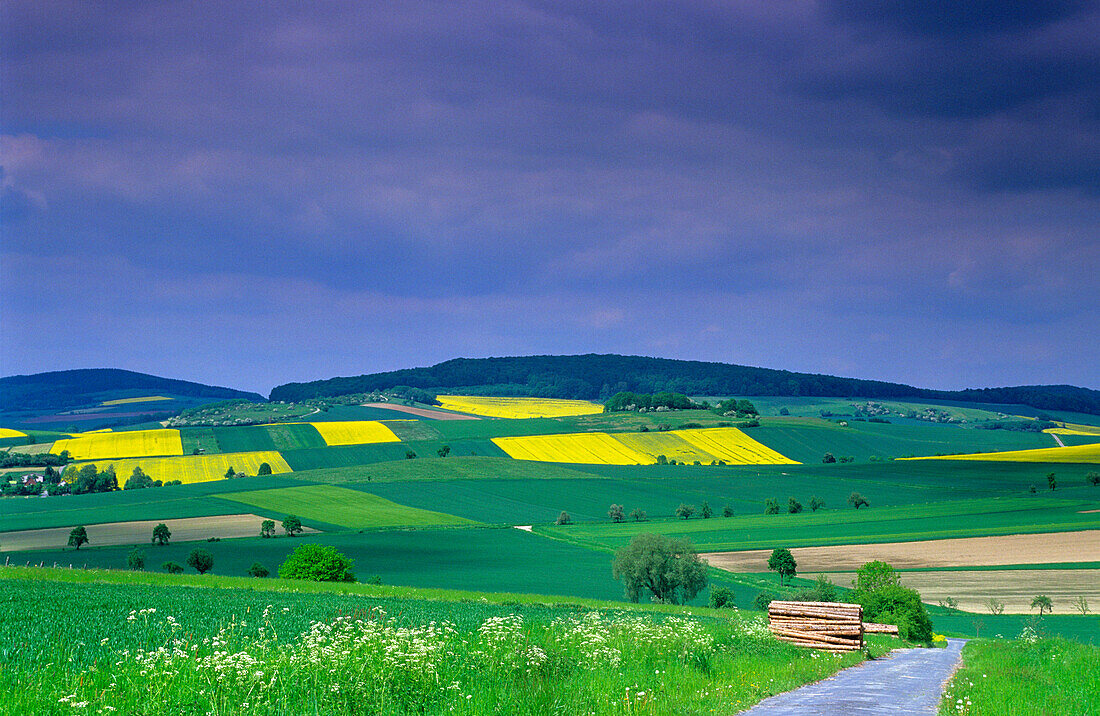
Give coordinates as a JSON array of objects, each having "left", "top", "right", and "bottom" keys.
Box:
[{"left": 2, "top": 1, "right": 1098, "bottom": 396}]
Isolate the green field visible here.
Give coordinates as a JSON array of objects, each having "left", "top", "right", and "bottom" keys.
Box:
[{"left": 217, "top": 484, "right": 476, "bottom": 529}]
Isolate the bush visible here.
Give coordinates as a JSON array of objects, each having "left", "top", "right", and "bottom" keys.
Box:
[
  {"left": 186, "top": 548, "right": 214, "bottom": 574},
  {"left": 278, "top": 544, "right": 356, "bottom": 582},
  {"left": 162, "top": 561, "right": 184, "bottom": 574},
  {"left": 851, "top": 584, "right": 932, "bottom": 643},
  {"left": 709, "top": 586, "right": 735, "bottom": 609},
  {"left": 556, "top": 511, "right": 572, "bottom": 525},
  {"left": 247, "top": 562, "right": 270, "bottom": 578},
  {"left": 126, "top": 548, "right": 145, "bottom": 571},
  {"left": 764, "top": 498, "right": 779, "bottom": 515},
  {"left": 722, "top": 504, "right": 734, "bottom": 517},
  {"left": 753, "top": 591, "right": 777, "bottom": 611},
  {"left": 793, "top": 574, "right": 837, "bottom": 602},
  {"left": 787, "top": 497, "right": 802, "bottom": 514}
]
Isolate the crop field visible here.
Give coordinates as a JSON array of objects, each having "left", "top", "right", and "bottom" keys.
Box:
[
  {"left": 362, "top": 402, "right": 481, "bottom": 419},
  {"left": 493, "top": 427, "right": 796, "bottom": 465},
  {"left": 51, "top": 428, "right": 184, "bottom": 460},
  {"left": 217, "top": 484, "right": 476, "bottom": 529},
  {"left": 309, "top": 419, "right": 401, "bottom": 446},
  {"left": 1046, "top": 421, "right": 1100, "bottom": 436},
  {"left": 99, "top": 395, "right": 172, "bottom": 406},
  {"left": 903, "top": 442, "right": 1100, "bottom": 463},
  {"left": 72, "top": 450, "right": 292, "bottom": 484},
  {"left": 280, "top": 442, "right": 418, "bottom": 470},
  {"left": 436, "top": 395, "right": 605, "bottom": 419},
  {"left": 0, "top": 428, "right": 27, "bottom": 438},
  {"left": 0, "top": 513, "right": 291, "bottom": 552}
]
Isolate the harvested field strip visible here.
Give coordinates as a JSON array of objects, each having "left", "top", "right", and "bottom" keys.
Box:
[
  {"left": 361, "top": 402, "right": 480, "bottom": 420},
  {"left": 0, "top": 428, "right": 27, "bottom": 438},
  {"left": 0, "top": 514, "right": 306, "bottom": 552},
  {"left": 51, "top": 429, "right": 184, "bottom": 460},
  {"left": 217, "top": 484, "right": 475, "bottom": 529},
  {"left": 701, "top": 530, "right": 1100, "bottom": 573},
  {"left": 673, "top": 428, "right": 798, "bottom": 465},
  {"left": 71, "top": 451, "right": 291, "bottom": 485},
  {"left": 436, "top": 395, "right": 604, "bottom": 419},
  {"left": 99, "top": 396, "right": 172, "bottom": 406},
  {"left": 807, "top": 569, "right": 1100, "bottom": 615},
  {"left": 493, "top": 433, "right": 656, "bottom": 465},
  {"left": 309, "top": 420, "right": 400, "bottom": 446},
  {"left": 902, "top": 442, "right": 1100, "bottom": 463}
]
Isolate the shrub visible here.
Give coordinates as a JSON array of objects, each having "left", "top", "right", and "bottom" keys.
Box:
[
  {"left": 722, "top": 504, "right": 734, "bottom": 517},
  {"left": 763, "top": 498, "right": 779, "bottom": 515},
  {"left": 126, "top": 548, "right": 145, "bottom": 571},
  {"left": 556, "top": 511, "right": 572, "bottom": 525},
  {"left": 186, "top": 548, "right": 214, "bottom": 574},
  {"left": 709, "top": 586, "right": 735, "bottom": 609},
  {"left": 278, "top": 544, "right": 356, "bottom": 582},
  {"left": 162, "top": 561, "right": 184, "bottom": 574},
  {"left": 247, "top": 562, "right": 270, "bottom": 578},
  {"left": 794, "top": 574, "right": 837, "bottom": 603},
  {"left": 787, "top": 497, "right": 802, "bottom": 514},
  {"left": 753, "top": 591, "right": 777, "bottom": 611}
]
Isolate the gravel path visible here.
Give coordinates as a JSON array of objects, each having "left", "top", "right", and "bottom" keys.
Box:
[{"left": 739, "top": 639, "right": 966, "bottom": 715}]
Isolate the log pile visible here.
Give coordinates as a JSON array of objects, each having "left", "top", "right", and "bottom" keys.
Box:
[
  {"left": 768, "top": 601, "right": 864, "bottom": 651},
  {"left": 862, "top": 622, "right": 899, "bottom": 635}
]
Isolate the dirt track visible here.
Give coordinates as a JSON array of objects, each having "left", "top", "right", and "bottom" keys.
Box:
[
  {"left": 362, "top": 403, "right": 480, "bottom": 420},
  {"left": 702, "top": 530, "right": 1100, "bottom": 572},
  {"left": 0, "top": 514, "right": 317, "bottom": 552}
]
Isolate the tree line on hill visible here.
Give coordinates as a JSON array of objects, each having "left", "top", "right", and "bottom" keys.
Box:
[{"left": 267, "top": 354, "right": 1100, "bottom": 415}]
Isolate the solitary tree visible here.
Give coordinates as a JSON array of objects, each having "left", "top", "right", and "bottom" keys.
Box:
[
  {"left": 768, "top": 548, "right": 797, "bottom": 585},
  {"left": 282, "top": 515, "right": 303, "bottom": 536},
  {"left": 722, "top": 504, "right": 734, "bottom": 517},
  {"left": 612, "top": 533, "right": 707, "bottom": 605},
  {"left": 822, "top": 453, "right": 837, "bottom": 464},
  {"left": 809, "top": 496, "right": 825, "bottom": 512},
  {"left": 68, "top": 526, "right": 88, "bottom": 550},
  {"left": 260, "top": 519, "right": 276, "bottom": 538},
  {"left": 848, "top": 492, "right": 870, "bottom": 509},
  {"left": 1031, "top": 594, "right": 1053, "bottom": 616},
  {"left": 151, "top": 523, "right": 171, "bottom": 546},
  {"left": 247, "top": 562, "right": 270, "bottom": 578},
  {"left": 787, "top": 497, "right": 803, "bottom": 514},
  {"left": 1087, "top": 471, "right": 1100, "bottom": 487},
  {"left": 764, "top": 498, "right": 780, "bottom": 515},
  {"left": 437, "top": 444, "right": 451, "bottom": 458},
  {"left": 629, "top": 508, "right": 647, "bottom": 522},
  {"left": 701, "top": 501, "right": 713, "bottom": 519},
  {"left": 608, "top": 504, "right": 625, "bottom": 523},
  {"left": 986, "top": 598, "right": 1005, "bottom": 615},
  {"left": 1072, "top": 596, "right": 1090, "bottom": 615},
  {"left": 1046, "top": 472, "right": 1057, "bottom": 491},
  {"left": 257, "top": 462, "right": 273, "bottom": 476},
  {"left": 127, "top": 548, "right": 145, "bottom": 571},
  {"left": 224, "top": 466, "right": 236, "bottom": 479},
  {"left": 186, "top": 548, "right": 214, "bottom": 574},
  {"left": 278, "top": 544, "right": 355, "bottom": 582},
  {"left": 675, "top": 503, "right": 696, "bottom": 520},
  {"left": 556, "top": 511, "right": 572, "bottom": 525}
]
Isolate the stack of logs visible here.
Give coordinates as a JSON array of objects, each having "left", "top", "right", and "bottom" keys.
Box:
[{"left": 768, "top": 601, "right": 865, "bottom": 652}]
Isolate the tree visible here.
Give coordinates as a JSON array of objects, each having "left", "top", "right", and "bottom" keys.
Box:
[
  {"left": 985, "top": 598, "right": 1005, "bottom": 615},
  {"left": 278, "top": 544, "right": 356, "bottom": 582},
  {"left": 764, "top": 498, "right": 779, "bottom": 515},
  {"left": 822, "top": 452, "right": 837, "bottom": 464},
  {"left": 127, "top": 548, "right": 145, "bottom": 571},
  {"left": 722, "top": 504, "right": 734, "bottom": 517},
  {"left": 779, "top": 407, "right": 790, "bottom": 416},
  {"left": 1046, "top": 472, "right": 1056, "bottom": 491},
  {"left": 810, "top": 496, "right": 825, "bottom": 512},
  {"left": 1087, "top": 471, "right": 1100, "bottom": 487},
  {"left": 151, "top": 523, "right": 171, "bottom": 546},
  {"left": 224, "top": 466, "right": 236, "bottom": 479},
  {"left": 848, "top": 492, "right": 870, "bottom": 509},
  {"left": 282, "top": 515, "right": 303, "bottom": 536},
  {"left": 257, "top": 462, "right": 273, "bottom": 476},
  {"left": 787, "top": 497, "right": 803, "bottom": 514},
  {"left": 709, "top": 586, "right": 735, "bottom": 609},
  {"left": 608, "top": 504, "right": 625, "bottom": 523},
  {"left": 1072, "top": 596, "right": 1090, "bottom": 615},
  {"left": 68, "top": 526, "right": 88, "bottom": 550},
  {"left": 405, "top": 449, "right": 417, "bottom": 459},
  {"left": 1031, "top": 594, "right": 1053, "bottom": 616},
  {"left": 612, "top": 533, "right": 707, "bottom": 605},
  {"left": 124, "top": 466, "right": 153, "bottom": 490},
  {"left": 260, "top": 519, "right": 276, "bottom": 538},
  {"left": 556, "top": 511, "right": 572, "bottom": 525},
  {"left": 247, "top": 562, "right": 270, "bottom": 578},
  {"left": 855, "top": 560, "right": 900, "bottom": 591},
  {"left": 162, "top": 561, "right": 184, "bottom": 574},
  {"left": 186, "top": 548, "right": 214, "bottom": 574},
  {"left": 675, "top": 503, "right": 696, "bottom": 520},
  {"left": 629, "top": 508, "right": 647, "bottom": 522},
  {"left": 853, "top": 583, "right": 932, "bottom": 643},
  {"left": 701, "top": 500, "right": 713, "bottom": 519},
  {"left": 767, "top": 548, "right": 797, "bottom": 585},
  {"left": 437, "top": 444, "right": 451, "bottom": 458}
]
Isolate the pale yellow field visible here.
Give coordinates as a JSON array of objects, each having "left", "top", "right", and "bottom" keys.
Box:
[
  {"left": 493, "top": 433, "right": 656, "bottom": 465},
  {"left": 493, "top": 427, "right": 797, "bottom": 465},
  {"left": 672, "top": 428, "right": 799, "bottom": 465},
  {"left": 0, "top": 428, "right": 27, "bottom": 438},
  {"left": 902, "top": 442, "right": 1100, "bottom": 463},
  {"left": 51, "top": 429, "right": 184, "bottom": 460},
  {"left": 1045, "top": 421, "right": 1100, "bottom": 436},
  {"left": 99, "top": 395, "right": 172, "bottom": 406},
  {"left": 309, "top": 421, "right": 400, "bottom": 446},
  {"left": 436, "top": 395, "right": 604, "bottom": 419},
  {"left": 71, "top": 450, "right": 291, "bottom": 485}
]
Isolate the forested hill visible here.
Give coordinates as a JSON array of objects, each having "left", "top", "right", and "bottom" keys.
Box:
[
  {"left": 0, "top": 369, "right": 264, "bottom": 411},
  {"left": 269, "top": 354, "right": 1100, "bottom": 415}
]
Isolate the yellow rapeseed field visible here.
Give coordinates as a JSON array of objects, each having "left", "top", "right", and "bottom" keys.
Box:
[
  {"left": 436, "top": 396, "right": 604, "bottom": 419},
  {"left": 902, "top": 443, "right": 1100, "bottom": 464},
  {"left": 493, "top": 433, "right": 656, "bottom": 465},
  {"left": 50, "top": 429, "right": 184, "bottom": 460},
  {"left": 493, "top": 427, "right": 798, "bottom": 465},
  {"left": 309, "top": 421, "right": 401, "bottom": 446},
  {"left": 0, "top": 428, "right": 27, "bottom": 439},
  {"left": 1043, "top": 421, "right": 1100, "bottom": 436},
  {"left": 99, "top": 395, "right": 172, "bottom": 406},
  {"left": 72, "top": 451, "right": 291, "bottom": 485}
]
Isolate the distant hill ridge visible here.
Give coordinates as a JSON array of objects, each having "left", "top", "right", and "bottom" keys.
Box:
[
  {"left": 269, "top": 354, "right": 1100, "bottom": 415},
  {"left": 0, "top": 368, "right": 265, "bottom": 412}
]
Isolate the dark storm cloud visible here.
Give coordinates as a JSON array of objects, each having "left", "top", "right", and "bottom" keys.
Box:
[{"left": 1, "top": 1, "right": 1097, "bottom": 390}]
